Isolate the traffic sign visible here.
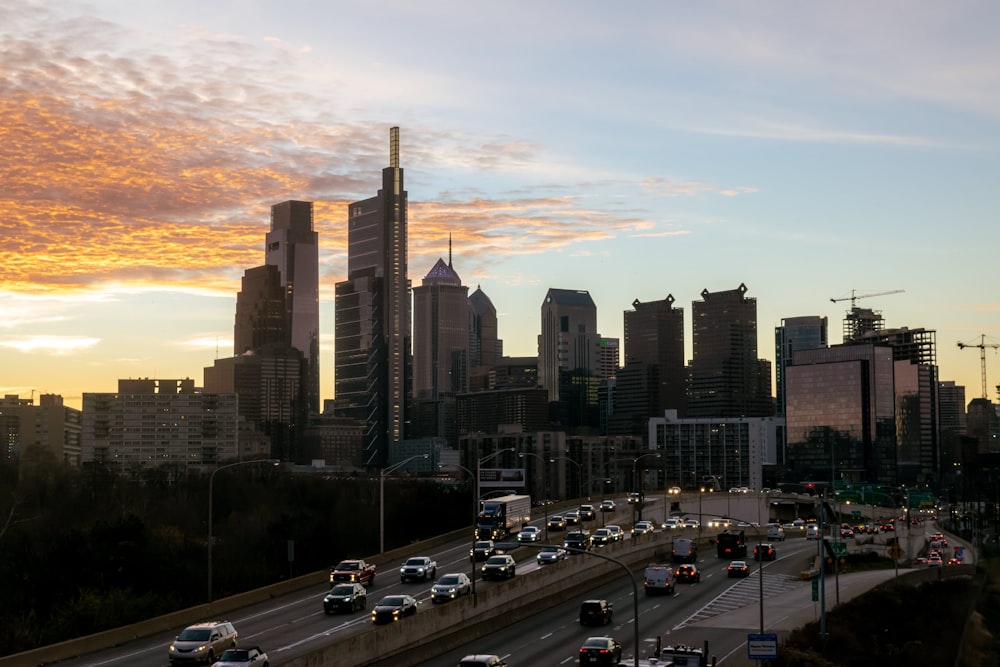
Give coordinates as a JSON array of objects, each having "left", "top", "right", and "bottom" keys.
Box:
[
  {"left": 852, "top": 510, "right": 862, "bottom": 519},
  {"left": 831, "top": 541, "right": 848, "bottom": 558},
  {"left": 747, "top": 633, "right": 778, "bottom": 660},
  {"left": 811, "top": 577, "right": 819, "bottom": 601},
  {"left": 887, "top": 544, "right": 904, "bottom": 560}
]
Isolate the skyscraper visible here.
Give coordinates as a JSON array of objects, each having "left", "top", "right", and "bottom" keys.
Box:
[
  {"left": 538, "top": 288, "right": 600, "bottom": 402},
  {"left": 334, "top": 127, "right": 411, "bottom": 466},
  {"left": 774, "top": 315, "right": 828, "bottom": 418},
  {"left": 233, "top": 264, "right": 287, "bottom": 354},
  {"left": 413, "top": 245, "right": 470, "bottom": 399},
  {"left": 623, "top": 294, "right": 687, "bottom": 415},
  {"left": 265, "top": 200, "right": 320, "bottom": 413},
  {"left": 688, "top": 283, "right": 773, "bottom": 418}
]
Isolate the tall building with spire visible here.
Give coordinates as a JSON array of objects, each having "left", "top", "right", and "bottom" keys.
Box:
[
  {"left": 265, "top": 200, "right": 320, "bottom": 414},
  {"left": 334, "top": 127, "right": 411, "bottom": 467},
  {"left": 413, "top": 239, "right": 470, "bottom": 399}
]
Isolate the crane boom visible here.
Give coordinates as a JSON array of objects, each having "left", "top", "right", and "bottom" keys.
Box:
[
  {"left": 957, "top": 334, "right": 1000, "bottom": 399},
  {"left": 830, "top": 289, "right": 905, "bottom": 307}
]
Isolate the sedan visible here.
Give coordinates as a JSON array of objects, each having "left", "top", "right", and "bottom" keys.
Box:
[
  {"left": 212, "top": 646, "right": 268, "bottom": 667},
  {"left": 606, "top": 525, "right": 625, "bottom": 541},
  {"left": 431, "top": 573, "right": 472, "bottom": 603},
  {"left": 481, "top": 554, "right": 516, "bottom": 580},
  {"left": 591, "top": 528, "right": 612, "bottom": 546},
  {"left": 565, "top": 510, "right": 582, "bottom": 525},
  {"left": 547, "top": 515, "right": 567, "bottom": 531},
  {"left": 683, "top": 519, "right": 700, "bottom": 529},
  {"left": 470, "top": 540, "right": 496, "bottom": 561},
  {"left": 536, "top": 546, "right": 567, "bottom": 565},
  {"left": 632, "top": 521, "right": 654, "bottom": 535},
  {"left": 323, "top": 583, "right": 367, "bottom": 614},
  {"left": 753, "top": 543, "right": 777, "bottom": 561},
  {"left": 579, "top": 636, "right": 623, "bottom": 666},
  {"left": 370, "top": 594, "right": 417, "bottom": 624},
  {"left": 600, "top": 499, "right": 616, "bottom": 512},
  {"left": 675, "top": 564, "right": 700, "bottom": 583},
  {"left": 517, "top": 525, "right": 541, "bottom": 543},
  {"left": 727, "top": 560, "right": 750, "bottom": 578}
]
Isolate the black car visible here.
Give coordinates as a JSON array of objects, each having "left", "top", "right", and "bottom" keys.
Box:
[
  {"left": 579, "top": 636, "right": 622, "bottom": 665},
  {"left": 370, "top": 594, "right": 417, "bottom": 624},
  {"left": 563, "top": 530, "right": 592, "bottom": 552},
  {"left": 578, "top": 505, "right": 597, "bottom": 521},
  {"left": 727, "top": 560, "right": 750, "bottom": 578},
  {"left": 675, "top": 564, "right": 700, "bottom": 583},
  {"left": 470, "top": 540, "right": 496, "bottom": 561},
  {"left": 481, "top": 555, "right": 516, "bottom": 580},
  {"left": 323, "top": 583, "right": 367, "bottom": 614},
  {"left": 579, "top": 599, "right": 613, "bottom": 626}
]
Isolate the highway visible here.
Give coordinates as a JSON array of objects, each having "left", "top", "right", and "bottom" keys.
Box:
[{"left": 39, "top": 491, "right": 914, "bottom": 667}]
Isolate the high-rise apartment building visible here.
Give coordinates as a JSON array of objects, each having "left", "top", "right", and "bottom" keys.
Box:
[
  {"left": 334, "top": 127, "right": 411, "bottom": 467},
  {"left": 688, "top": 283, "right": 773, "bottom": 418},
  {"left": 413, "top": 250, "right": 470, "bottom": 399},
  {"left": 538, "top": 288, "right": 601, "bottom": 402},
  {"left": 0, "top": 394, "right": 81, "bottom": 465},
  {"left": 265, "top": 200, "right": 320, "bottom": 413}
]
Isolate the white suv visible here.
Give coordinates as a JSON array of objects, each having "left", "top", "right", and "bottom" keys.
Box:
[{"left": 168, "top": 621, "right": 238, "bottom": 664}]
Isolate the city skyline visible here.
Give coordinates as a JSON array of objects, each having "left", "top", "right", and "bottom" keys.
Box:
[{"left": 2, "top": 1, "right": 999, "bottom": 409}]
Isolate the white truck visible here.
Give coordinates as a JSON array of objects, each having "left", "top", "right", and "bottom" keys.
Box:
[{"left": 476, "top": 494, "right": 531, "bottom": 540}]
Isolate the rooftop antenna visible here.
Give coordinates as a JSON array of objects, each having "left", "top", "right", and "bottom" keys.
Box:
[{"left": 448, "top": 233, "right": 453, "bottom": 267}]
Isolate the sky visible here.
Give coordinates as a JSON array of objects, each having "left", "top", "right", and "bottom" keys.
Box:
[{"left": 2, "top": 0, "right": 999, "bottom": 411}]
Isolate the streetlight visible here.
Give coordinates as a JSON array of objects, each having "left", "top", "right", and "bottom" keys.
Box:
[
  {"left": 631, "top": 453, "right": 660, "bottom": 522},
  {"left": 380, "top": 454, "right": 429, "bottom": 555},
  {"left": 551, "top": 455, "right": 585, "bottom": 500},
  {"left": 519, "top": 452, "right": 549, "bottom": 538},
  {"left": 720, "top": 513, "right": 765, "bottom": 639},
  {"left": 208, "top": 458, "right": 280, "bottom": 603},
  {"left": 470, "top": 447, "right": 514, "bottom": 603}
]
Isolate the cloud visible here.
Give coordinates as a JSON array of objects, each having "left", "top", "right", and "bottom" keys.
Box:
[{"left": 0, "top": 335, "right": 101, "bottom": 354}]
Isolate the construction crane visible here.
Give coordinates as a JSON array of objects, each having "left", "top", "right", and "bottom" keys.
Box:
[
  {"left": 957, "top": 334, "right": 1000, "bottom": 399},
  {"left": 830, "top": 289, "right": 905, "bottom": 308}
]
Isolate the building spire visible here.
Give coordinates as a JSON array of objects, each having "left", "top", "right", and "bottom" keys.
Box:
[
  {"left": 448, "top": 233, "right": 453, "bottom": 267},
  {"left": 389, "top": 126, "right": 399, "bottom": 169}
]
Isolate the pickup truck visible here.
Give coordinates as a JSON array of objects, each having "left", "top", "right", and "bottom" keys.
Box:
[
  {"left": 399, "top": 556, "right": 437, "bottom": 583},
  {"left": 329, "top": 559, "right": 376, "bottom": 587}
]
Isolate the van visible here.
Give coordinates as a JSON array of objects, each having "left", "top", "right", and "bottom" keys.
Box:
[
  {"left": 168, "top": 621, "right": 238, "bottom": 664},
  {"left": 459, "top": 656, "right": 508, "bottom": 667},
  {"left": 806, "top": 524, "right": 820, "bottom": 540},
  {"left": 767, "top": 524, "right": 785, "bottom": 541},
  {"left": 671, "top": 537, "right": 698, "bottom": 563},
  {"left": 643, "top": 564, "right": 676, "bottom": 595}
]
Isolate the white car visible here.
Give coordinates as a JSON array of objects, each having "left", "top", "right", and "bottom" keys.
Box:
[
  {"left": 683, "top": 519, "right": 700, "bottom": 528},
  {"left": 536, "top": 546, "right": 567, "bottom": 564},
  {"left": 517, "top": 525, "right": 541, "bottom": 542},
  {"left": 663, "top": 518, "right": 681, "bottom": 529},
  {"left": 632, "top": 521, "right": 654, "bottom": 535}
]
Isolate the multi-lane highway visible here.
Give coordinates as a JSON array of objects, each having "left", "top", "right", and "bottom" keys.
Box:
[{"left": 39, "top": 491, "right": 924, "bottom": 667}]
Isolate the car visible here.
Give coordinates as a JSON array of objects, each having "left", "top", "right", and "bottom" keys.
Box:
[
  {"left": 431, "top": 573, "right": 472, "bottom": 603},
  {"left": 547, "top": 515, "right": 567, "bottom": 531},
  {"left": 579, "top": 599, "right": 614, "bottom": 626},
  {"left": 792, "top": 518, "right": 807, "bottom": 528},
  {"left": 947, "top": 557, "right": 962, "bottom": 565},
  {"left": 675, "top": 564, "right": 700, "bottom": 583},
  {"left": 578, "top": 505, "right": 597, "bottom": 521},
  {"left": 579, "top": 636, "right": 623, "bottom": 665},
  {"left": 806, "top": 524, "right": 820, "bottom": 540},
  {"left": 633, "top": 520, "right": 653, "bottom": 535},
  {"left": 663, "top": 518, "right": 681, "bottom": 529},
  {"left": 914, "top": 557, "right": 928, "bottom": 565},
  {"left": 728, "top": 560, "right": 750, "bottom": 578},
  {"left": 767, "top": 524, "right": 786, "bottom": 541},
  {"left": 470, "top": 540, "right": 496, "bottom": 561},
  {"left": 458, "top": 655, "right": 508, "bottom": 667},
  {"left": 323, "top": 582, "right": 367, "bottom": 613},
  {"left": 168, "top": 621, "right": 238, "bottom": 664},
  {"left": 399, "top": 556, "right": 437, "bottom": 582},
  {"left": 536, "top": 545, "right": 567, "bottom": 564},
  {"left": 591, "top": 528, "right": 612, "bottom": 546},
  {"left": 606, "top": 525, "right": 625, "bottom": 541},
  {"left": 927, "top": 555, "right": 944, "bottom": 567},
  {"left": 708, "top": 517, "right": 730, "bottom": 529},
  {"left": 754, "top": 543, "right": 776, "bottom": 561},
  {"left": 517, "top": 525, "right": 541, "bottom": 543},
  {"left": 600, "top": 499, "right": 616, "bottom": 512},
  {"left": 212, "top": 646, "right": 268, "bottom": 667},
  {"left": 370, "top": 594, "right": 418, "bottom": 624},
  {"left": 840, "top": 528, "right": 854, "bottom": 538},
  {"left": 668, "top": 486, "right": 682, "bottom": 495},
  {"left": 683, "top": 518, "right": 700, "bottom": 529},
  {"left": 564, "top": 529, "right": 592, "bottom": 552},
  {"left": 481, "top": 554, "right": 516, "bottom": 580},
  {"left": 565, "top": 510, "right": 582, "bottom": 525},
  {"left": 627, "top": 491, "right": 644, "bottom": 504},
  {"left": 330, "top": 559, "right": 376, "bottom": 587}
]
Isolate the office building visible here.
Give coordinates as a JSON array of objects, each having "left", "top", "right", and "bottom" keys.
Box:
[
  {"left": 774, "top": 316, "right": 828, "bottom": 418},
  {"left": 468, "top": 285, "right": 499, "bottom": 371},
  {"left": 265, "top": 200, "right": 319, "bottom": 414},
  {"left": 538, "top": 288, "right": 601, "bottom": 402},
  {"left": 234, "top": 265, "right": 288, "bottom": 354},
  {"left": 688, "top": 283, "right": 773, "bottom": 418},
  {"left": 334, "top": 127, "right": 411, "bottom": 467},
  {"left": 413, "top": 249, "right": 470, "bottom": 399},
  {"left": 0, "top": 394, "right": 81, "bottom": 466}
]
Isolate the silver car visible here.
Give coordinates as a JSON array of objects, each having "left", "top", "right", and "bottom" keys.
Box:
[
  {"left": 167, "top": 621, "right": 238, "bottom": 664},
  {"left": 430, "top": 572, "right": 472, "bottom": 603}
]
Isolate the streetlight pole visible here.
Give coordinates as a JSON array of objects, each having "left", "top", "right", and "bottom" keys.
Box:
[
  {"left": 631, "top": 453, "right": 660, "bottom": 522},
  {"left": 471, "top": 447, "right": 514, "bottom": 603},
  {"left": 520, "top": 452, "right": 549, "bottom": 538},
  {"left": 380, "top": 454, "right": 429, "bottom": 555},
  {"left": 208, "top": 458, "right": 280, "bottom": 603},
  {"left": 551, "top": 455, "right": 585, "bottom": 501}
]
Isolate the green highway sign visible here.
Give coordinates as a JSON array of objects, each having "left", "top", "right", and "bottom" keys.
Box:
[{"left": 831, "top": 541, "right": 848, "bottom": 557}]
